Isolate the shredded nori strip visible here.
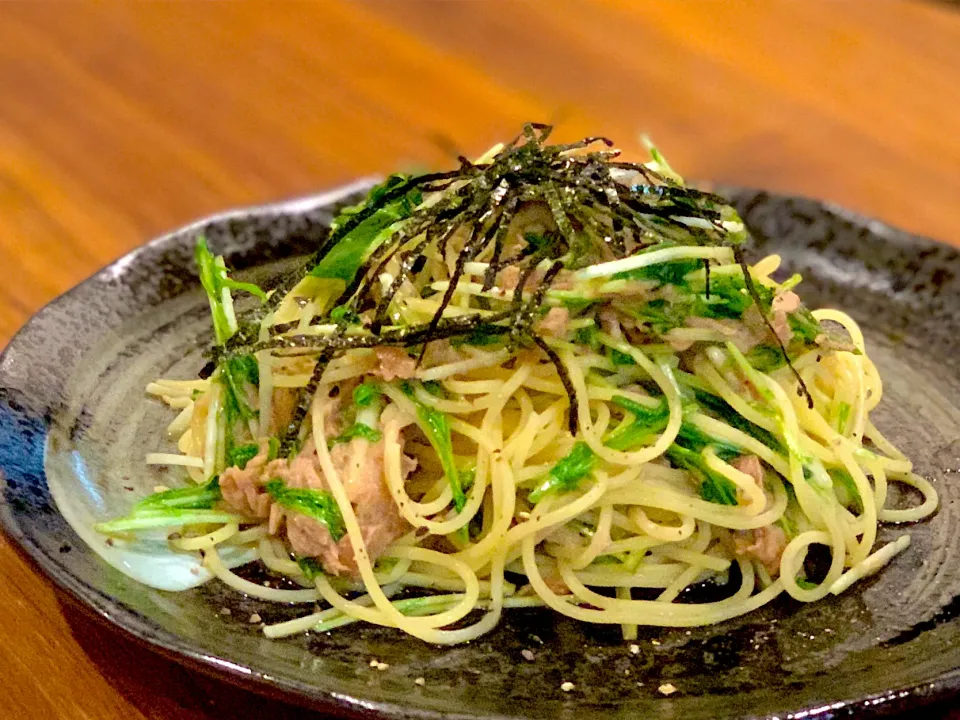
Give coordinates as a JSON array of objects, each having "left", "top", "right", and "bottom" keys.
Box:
[
  {"left": 533, "top": 334, "right": 579, "bottom": 435},
  {"left": 225, "top": 124, "right": 754, "bottom": 441},
  {"left": 733, "top": 246, "right": 813, "bottom": 408}
]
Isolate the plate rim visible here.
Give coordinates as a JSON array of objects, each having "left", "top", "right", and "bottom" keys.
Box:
[{"left": 1, "top": 181, "right": 958, "bottom": 720}]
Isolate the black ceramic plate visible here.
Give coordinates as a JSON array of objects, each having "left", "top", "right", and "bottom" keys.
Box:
[{"left": 1, "top": 180, "right": 959, "bottom": 720}]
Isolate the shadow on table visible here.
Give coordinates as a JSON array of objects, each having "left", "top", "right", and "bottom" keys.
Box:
[{"left": 58, "top": 593, "right": 329, "bottom": 720}]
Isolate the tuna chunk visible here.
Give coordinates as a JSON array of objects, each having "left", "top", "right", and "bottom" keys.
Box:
[
  {"left": 219, "top": 432, "right": 413, "bottom": 577},
  {"left": 599, "top": 306, "right": 623, "bottom": 340},
  {"left": 219, "top": 445, "right": 272, "bottom": 518},
  {"left": 496, "top": 265, "right": 575, "bottom": 294},
  {"left": 732, "top": 455, "right": 764, "bottom": 486},
  {"left": 272, "top": 438, "right": 412, "bottom": 576},
  {"left": 686, "top": 316, "right": 764, "bottom": 353},
  {"left": 537, "top": 307, "right": 570, "bottom": 337},
  {"left": 770, "top": 290, "right": 801, "bottom": 345},
  {"left": 772, "top": 290, "right": 801, "bottom": 314},
  {"left": 374, "top": 347, "right": 417, "bottom": 381},
  {"left": 733, "top": 525, "right": 788, "bottom": 576},
  {"left": 421, "top": 340, "right": 464, "bottom": 367}
]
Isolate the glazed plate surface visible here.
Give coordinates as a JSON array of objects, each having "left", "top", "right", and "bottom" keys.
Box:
[{"left": 1, "top": 180, "right": 959, "bottom": 719}]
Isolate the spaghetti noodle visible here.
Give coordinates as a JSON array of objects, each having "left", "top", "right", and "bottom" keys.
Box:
[{"left": 96, "top": 125, "right": 937, "bottom": 644}]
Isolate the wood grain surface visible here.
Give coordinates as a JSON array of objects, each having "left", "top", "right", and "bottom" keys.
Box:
[{"left": 0, "top": 2, "right": 958, "bottom": 718}]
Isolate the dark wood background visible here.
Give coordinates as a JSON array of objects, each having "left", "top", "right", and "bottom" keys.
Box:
[{"left": 0, "top": 2, "right": 958, "bottom": 718}]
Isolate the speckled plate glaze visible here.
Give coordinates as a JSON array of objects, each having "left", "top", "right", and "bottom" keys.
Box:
[{"left": 1, "top": 181, "right": 959, "bottom": 720}]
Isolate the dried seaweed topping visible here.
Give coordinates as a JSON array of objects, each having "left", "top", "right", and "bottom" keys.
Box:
[{"left": 225, "top": 124, "right": 774, "bottom": 442}]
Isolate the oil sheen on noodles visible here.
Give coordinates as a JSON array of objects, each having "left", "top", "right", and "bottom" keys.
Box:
[{"left": 97, "top": 126, "right": 938, "bottom": 645}]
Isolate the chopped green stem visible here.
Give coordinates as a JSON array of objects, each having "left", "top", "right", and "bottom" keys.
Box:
[{"left": 95, "top": 509, "right": 243, "bottom": 534}]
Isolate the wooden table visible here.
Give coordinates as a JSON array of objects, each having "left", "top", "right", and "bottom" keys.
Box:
[{"left": 0, "top": 2, "right": 958, "bottom": 718}]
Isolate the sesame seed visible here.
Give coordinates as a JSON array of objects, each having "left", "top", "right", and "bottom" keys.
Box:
[
  {"left": 521, "top": 649, "right": 535, "bottom": 662},
  {"left": 414, "top": 677, "right": 426, "bottom": 686},
  {"left": 629, "top": 643, "right": 640, "bottom": 655},
  {"left": 560, "top": 681, "right": 575, "bottom": 692},
  {"left": 658, "top": 683, "right": 677, "bottom": 696},
  {"left": 651, "top": 640, "right": 661, "bottom": 646},
  {"left": 220, "top": 608, "right": 232, "bottom": 616},
  {"left": 153, "top": 485, "right": 170, "bottom": 493},
  {"left": 248, "top": 613, "right": 261, "bottom": 624}
]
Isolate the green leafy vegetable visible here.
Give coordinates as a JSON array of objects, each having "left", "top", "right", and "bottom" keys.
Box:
[
  {"left": 227, "top": 443, "right": 260, "bottom": 470},
  {"left": 665, "top": 445, "right": 738, "bottom": 506},
  {"left": 529, "top": 442, "right": 598, "bottom": 503},
  {"left": 745, "top": 344, "right": 786, "bottom": 373},
  {"left": 265, "top": 479, "right": 346, "bottom": 541},
  {"left": 609, "top": 348, "right": 636, "bottom": 366},
  {"left": 134, "top": 477, "right": 222, "bottom": 512},
  {"left": 605, "top": 396, "right": 670, "bottom": 451},
  {"left": 788, "top": 307, "right": 821, "bottom": 344},
  {"left": 422, "top": 380, "right": 447, "bottom": 397},
  {"left": 777, "top": 513, "right": 798, "bottom": 539},
  {"left": 330, "top": 305, "right": 361, "bottom": 324},
  {"left": 613, "top": 243, "right": 701, "bottom": 285},
  {"left": 560, "top": 296, "right": 599, "bottom": 312},
  {"left": 452, "top": 324, "right": 505, "bottom": 348},
  {"left": 634, "top": 298, "right": 688, "bottom": 334},
  {"left": 353, "top": 382, "right": 382, "bottom": 408},
  {"left": 699, "top": 473, "right": 739, "bottom": 505},
  {"left": 311, "top": 174, "right": 422, "bottom": 284},
  {"left": 573, "top": 324, "right": 600, "bottom": 350},
  {"left": 674, "top": 422, "right": 741, "bottom": 461},
  {"left": 691, "top": 388, "right": 784, "bottom": 453},
  {"left": 836, "top": 401, "right": 851, "bottom": 435},
  {"left": 221, "top": 354, "right": 259, "bottom": 421},
  {"left": 692, "top": 292, "right": 752, "bottom": 320},
  {"left": 93, "top": 478, "right": 230, "bottom": 535},
  {"left": 402, "top": 383, "right": 466, "bottom": 512},
  {"left": 687, "top": 271, "right": 774, "bottom": 309},
  {"left": 459, "top": 468, "right": 476, "bottom": 492},
  {"left": 297, "top": 556, "right": 325, "bottom": 580},
  {"left": 220, "top": 353, "right": 260, "bottom": 473},
  {"left": 523, "top": 232, "right": 555, "bottom": 255},
  {"left": 643, "top": 138, "right": 685, "bottom": 184},
  {"left": 195, "top": 237, "right": 266, "bottom": 345},
  {"left": 530, "top": 397, "right": 672, "bottom": 502},
  {"left": 267, "top": 437, "right": 280, "bottom": 461},
  {"left": 328, "top": 422, "right": 383, "bottom": 448},
  {"left": 829, "top": 467, "right": 862, "bottom": 513},
  {"left": 796, "top": 578, "right": 818, "bottom": 590}
]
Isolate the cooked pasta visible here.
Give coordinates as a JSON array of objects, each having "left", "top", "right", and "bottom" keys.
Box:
[{"left": 96, "top": 125, "right": 937, "bottom": 644}]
